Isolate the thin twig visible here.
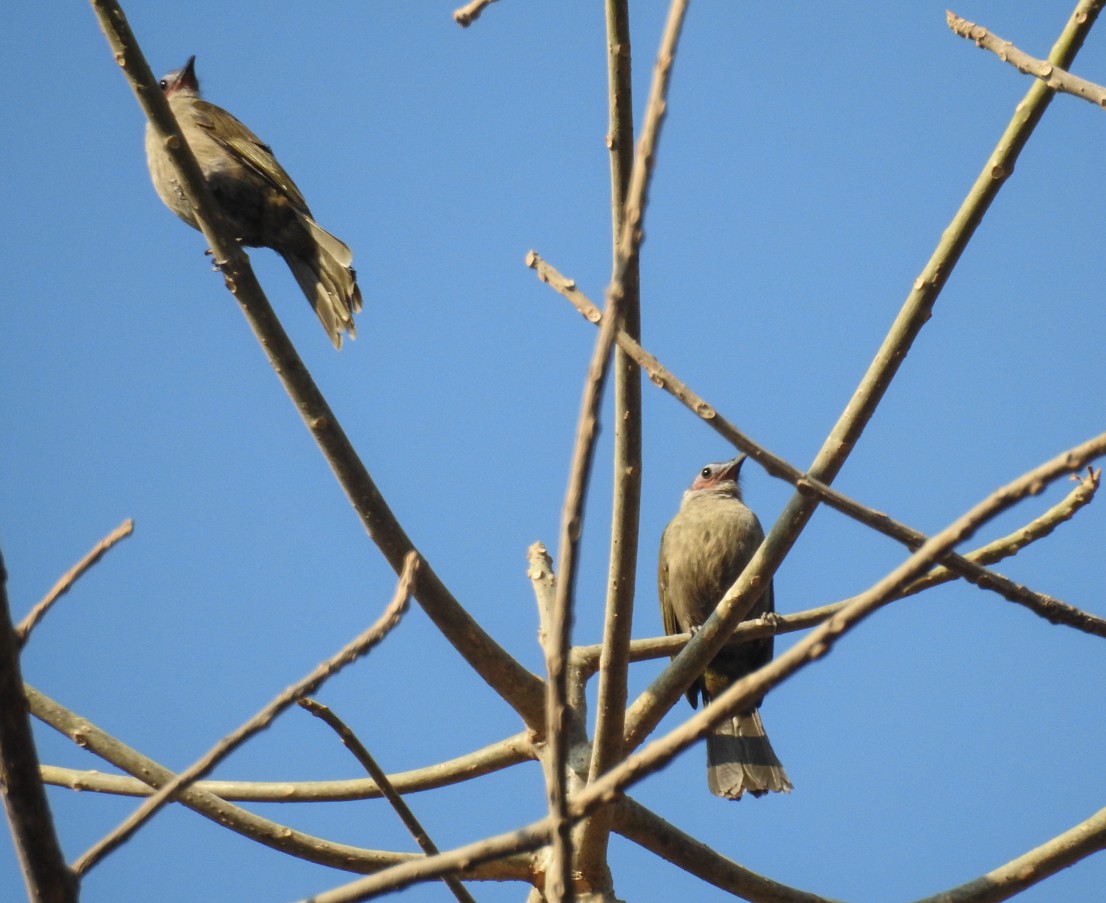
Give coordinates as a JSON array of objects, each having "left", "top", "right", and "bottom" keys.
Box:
[
  {"left": 17, "top": 519, "right": 134, "bottom": 645},
  {"left": 578, "top": 0, "right": 641, "bottom": 884},
  {"left": 530, "top": 253, "right": 1106, "bottom": 639},
  {"left": 90, "top": 0, "right": 547, "bottom": 731},
  {"left": 543, "top": 4, "right": 690, "bottom": 899},
  {"left": 453, "top": 0, "right": 500, "bottom": 27},
  {"left": 40, "top": 731, "right": 534, "bottom": 801},
  {"left": 949, "top": 10, "right": 1106, "bottom": 109},
  {"left": 527, "top": 543, "right": 556, "bottom": 655},
  {"left": 0, "top": 552, "right": 78, "bottom": 903},
  {"left": 71, "top": 555, "right": 419, "bottom": 877},
  {"left": 28, "top": 685, "right": 533, "bottom": 880},
  {"left": 299, "top": 699, "right": 477, "bottom": 903}
]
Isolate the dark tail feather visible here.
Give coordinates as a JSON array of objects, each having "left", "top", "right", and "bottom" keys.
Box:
[
  {"left": 706, "top": 709, "right": 792, "bottom": 800},
  {"left": 284, "top": 216, "right": 362, "bottom": 348}
]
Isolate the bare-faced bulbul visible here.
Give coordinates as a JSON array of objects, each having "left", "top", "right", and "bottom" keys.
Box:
[
  {"left": 658, "top": 455, "right": 792, "bottom": 800},
  {"left": 146, "top": 57, "right": 362, "bottom": 348}
]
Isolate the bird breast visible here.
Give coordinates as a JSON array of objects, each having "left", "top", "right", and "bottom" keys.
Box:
[{"left": 662, "top": 494, "right": 762, "bottom": 631}]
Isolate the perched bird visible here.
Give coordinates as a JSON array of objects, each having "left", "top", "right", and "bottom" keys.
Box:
[
  {"left": 145, "top": 56, "right": 362, "bottom": 348},
  {"left": 658, "top": 454, "right": 792, "bottom": 800}
]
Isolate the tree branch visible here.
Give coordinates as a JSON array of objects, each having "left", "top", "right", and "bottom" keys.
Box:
[
  {"left": 612, "top": 797, "right": 839, "bottom": 903},
  {"left": 910, "top": 803, "right": 1106, "bottom": 903},
  {"left": 543, "top": 3, "right": 689, "bottom": 898},
  {"left": 948, "top": 10, "right": 1106, "bottom": 109},
  {"left": 299, "top": 699, "right": 477, "bottom": 903},
  {"left": 39, "top": 731, "right": 533, "bottom": 801},
  {"left": 26, "top": 685, "right": 533, "bottom": 880},
  {"left": 17, "top": 519, "right": 133, "bottom": 645},
  {"left": 578, "top": 0, "right": 642, "bottom": 886},
  {"left": 453, "top": 0, "right": 500, "bottom": 27},
  {"left": 71, "top": 554, "right": 418, "bottom": 876},
  {"left": 0, "top": 550, "right": 77, "bottom": 903}
]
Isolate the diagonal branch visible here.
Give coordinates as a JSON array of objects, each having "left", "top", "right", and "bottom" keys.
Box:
[
  {"left": 71, "top": 555, "right": 419, "bottom": 877},
  {"left": 89, "top": 0, "right": 547, "bottom": 731},
  {"left": 909, "top": 802, "right": 1106, "bottom": 903},
  {"left": 949, "top": 10, "right": 1106, "bottom": 109},
  {"left": 26, "top": 685, "right": 533, "bottom": 880},
  {"left": 299, "top": 699, "right": 477, "bottom": 903},
  {"left": 612, "top": 797, "right": 839, "bottom": 903},
  {"left": 17, "top": 519, "right": 134, "bottom": 645}
]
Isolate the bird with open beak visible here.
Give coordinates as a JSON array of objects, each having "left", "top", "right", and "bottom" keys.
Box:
[
  {"left": 145, "top": 56, "right": 362, "bottom": 348},
  {"left": 658, "top": 454, "right": 792, "bottom": 799}
]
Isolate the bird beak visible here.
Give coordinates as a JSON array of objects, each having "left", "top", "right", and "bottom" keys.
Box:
[
  {"left": 174, "top": 55, "right": 198, "bottom": 93},
  {"left": 720, "top": 454, "right": 747, "bottom": 481}
]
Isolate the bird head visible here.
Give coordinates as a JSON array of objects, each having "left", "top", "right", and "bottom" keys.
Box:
[
  {"left": 158, "top": 56, "right": 200, "bottom": 98},
  {"left": 687, "top": 454, "right": 746, "bottom": 498}
]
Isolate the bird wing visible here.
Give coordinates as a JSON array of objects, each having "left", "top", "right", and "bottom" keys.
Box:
[
  {"left": 191, "top": 100, "right": 311, "bottom": 213},
  {"left": 657, "top": 527, "right": 681, "bottom": 638}
]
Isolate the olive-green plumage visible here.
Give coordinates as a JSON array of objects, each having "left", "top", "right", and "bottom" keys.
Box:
[
  {"left": 658, "top": 455, "right": 791, "bottom": 800},
  {"left": 145, "top": 56, "right": 362, "bottom": 348}
]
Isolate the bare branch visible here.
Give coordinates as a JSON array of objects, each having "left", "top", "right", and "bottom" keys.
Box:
[
  {"left": 453, "top": 0, "right": 500, "bottom": 28},
  {"left": 579, "top": 0, "right": 642, "bottom": 884},
  {"left": 0, "top": 551, "right": 77, "bottom": 903},
  {"left": 543, "top": 4, "right": 690, "bottom": 897},
  {"left": 299, "top": 699, "right": 477, "bottom": 903},
  {"left": 17, "top": 519, "right": 134, "bottom": 644},
  {"left": 71, "top": 555, "right": 419, "bottom": 877},
  {"left": 948, "top": 10, "right": 1106, "bottom": 109},
  {"left": 612, "top": 797, "right": 839, "bottom": 903},
  {"left": 90, "top": 0, "right": 547, "bottom": 731},
  {"left": 40, "top": 731, "right": 533, "bottom": 801},
  {"left": 27, "top": 685, "right": 532, "bottom": 880}
]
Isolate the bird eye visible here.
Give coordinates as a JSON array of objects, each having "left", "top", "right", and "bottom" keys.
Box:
[
  {"left": 700, "top": 467, "right": 711, "bottom": 479},
  {"left": 158, "top": 79, "right": 168, "bottom": 90}
]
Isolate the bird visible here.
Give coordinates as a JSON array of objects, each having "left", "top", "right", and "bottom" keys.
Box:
[
  {"left": 145, "top": 56, "right": 362, "bottom": 348},
  {"left": 658, "top": 454, "right": 792, "bottom": 800}
]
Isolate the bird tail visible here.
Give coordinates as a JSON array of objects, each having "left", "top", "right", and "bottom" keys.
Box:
[
  {"left": 706, "top": 708, "right": 792, "bottom": 800},
  {"left": 284, "top": 215, "right": 363, "bottom": 349}
]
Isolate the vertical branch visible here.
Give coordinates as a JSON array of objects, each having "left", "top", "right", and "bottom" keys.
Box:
[
  {"left": 542, "top": 4, "right": 690, "bottom": 899},
  {"left": 0, "top": 550, "right": 78, "bottom": 903},
  {"left": 622, "top": 0, "right": 1105, "bottom": 751},
  {"left": 577, "top": 0, "right": 640, "bottom": 883}
]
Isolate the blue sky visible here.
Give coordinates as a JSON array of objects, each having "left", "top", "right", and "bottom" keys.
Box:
[{"left": 3, "top": 2, "right": 1105, "bottom": 901}]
